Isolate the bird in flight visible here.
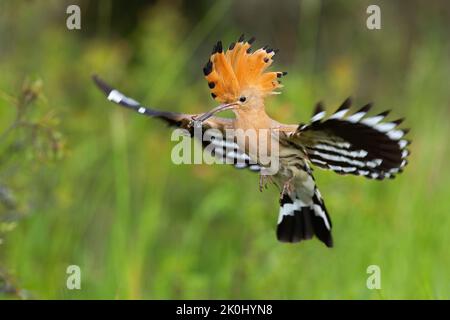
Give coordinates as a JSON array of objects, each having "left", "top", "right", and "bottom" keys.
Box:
[{"left": 93, "top": 35, "right": 410, "bottom": 248}]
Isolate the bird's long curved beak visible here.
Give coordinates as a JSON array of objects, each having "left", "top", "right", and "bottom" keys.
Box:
[{"left": 195, "top": 102, "right": 238, "bottom": 122}]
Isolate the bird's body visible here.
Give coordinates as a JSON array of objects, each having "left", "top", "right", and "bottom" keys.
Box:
[
  {"left": 240, "top": 115, "right": 333, "bottom": 245},
  {"left": 93, "top": 35, "right": 410, "bottom": 248}
]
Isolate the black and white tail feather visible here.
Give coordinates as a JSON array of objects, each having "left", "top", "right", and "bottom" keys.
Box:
[
  {"left": 277, "top": 173, "right": 333, "bottom": 247},
  {"left": 291, "top": 97, "right": 411, "bottom": 180}
]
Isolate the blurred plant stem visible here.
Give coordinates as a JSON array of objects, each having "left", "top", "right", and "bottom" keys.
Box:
[{"left": 0, "top": 78, "right": 64, "bottom": 299}]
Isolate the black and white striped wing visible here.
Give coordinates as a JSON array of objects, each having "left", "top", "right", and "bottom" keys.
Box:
[
  {"left": 201, "top": 129, "right": 261, "bottom": 172},
  {"left": 92, "top": 75, "right": 260, "bottom": 173},
  {"left": 289, "top": 98, "right": 411, "bottom": 180}
]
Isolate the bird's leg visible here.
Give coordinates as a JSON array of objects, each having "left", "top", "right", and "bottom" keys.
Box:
[
  {"left": 280, "top": 177, "right": 294, "bottom": 199},
  {"left": 259, "top": 174, "right": 274, "bottom": 192}
]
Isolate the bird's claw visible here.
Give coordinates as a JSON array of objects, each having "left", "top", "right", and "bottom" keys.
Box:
[
  {"left": 259, "top": 174, "right": 273, "bottom": 192},
  {"left": 280, "top": 178, "right": 294, "bottom": 199}
]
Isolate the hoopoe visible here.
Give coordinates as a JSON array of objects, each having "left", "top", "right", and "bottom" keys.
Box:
[{"left": 93, "top": 35, "right": 411, "bottom": 248}]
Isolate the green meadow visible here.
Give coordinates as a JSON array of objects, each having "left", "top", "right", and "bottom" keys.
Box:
[{"left": 0, "top": 0, "right": 449, "bottom": 299}]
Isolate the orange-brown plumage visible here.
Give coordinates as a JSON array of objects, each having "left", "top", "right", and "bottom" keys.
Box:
[{"left": 204, "top": 36, "right": 283, "bottom": 104}]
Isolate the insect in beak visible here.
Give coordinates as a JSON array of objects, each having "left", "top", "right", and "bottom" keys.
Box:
[{"left": 195, "top": 102, "right": 238, "bottom": 122}]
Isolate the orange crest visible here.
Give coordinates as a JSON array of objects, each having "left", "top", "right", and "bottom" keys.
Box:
[{"left": 203, "top": 35, "right": 287, "bottom": 103}]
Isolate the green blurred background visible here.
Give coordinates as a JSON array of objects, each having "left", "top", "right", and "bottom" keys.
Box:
[{"left": 0, "top": 0, "right": 449, "bottom": 299}]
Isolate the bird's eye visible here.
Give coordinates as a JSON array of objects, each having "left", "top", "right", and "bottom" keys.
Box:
[{"left": 239, "top": 96, "right": 246, "bottom": 103}]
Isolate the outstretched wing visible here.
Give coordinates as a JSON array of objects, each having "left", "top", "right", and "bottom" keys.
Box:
[
  {"left": 92, "top": 75, "right": 260, "bottom": 172},
  {"left": 287, "top": 98, "right": 411, "bottom": 180}
]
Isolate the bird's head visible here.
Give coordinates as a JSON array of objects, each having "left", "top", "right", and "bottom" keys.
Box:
[{"left": 198, "top": 35, "right": 286, "bottom": 121}]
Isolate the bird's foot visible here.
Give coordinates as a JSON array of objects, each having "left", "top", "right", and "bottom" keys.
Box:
[
  {"left": 280, "top": 178, "right": 294, "bottom": 199},
  {"left": 259, "top": 174, "right": 273, "bottom": 192}
]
